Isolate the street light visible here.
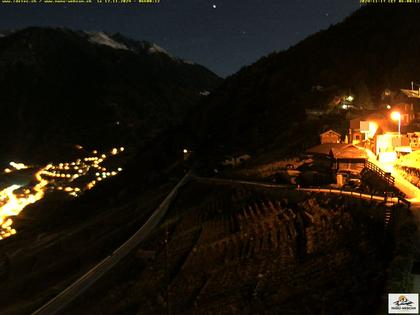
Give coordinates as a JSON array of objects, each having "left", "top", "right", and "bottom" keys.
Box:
[{"left": 391, "top": 111, "right": 401, "bottom": 135}]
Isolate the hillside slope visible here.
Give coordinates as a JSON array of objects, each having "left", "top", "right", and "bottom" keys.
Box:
[
  {"left": 188, "top": 5, "right": 420, "bottom": 156},
  {"left": 0, "top": 27, "right": 221, "bottom": 162}
]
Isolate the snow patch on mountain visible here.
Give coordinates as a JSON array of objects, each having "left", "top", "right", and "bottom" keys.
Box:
[
  {"left": 87, "top": 32, "right": 129, "bottom": 50},
  {"left": 148, "top": 43, "right": 174, "bottom": 58},
  {"left": 148, "top": 43, "right": 167, "bottom": 54},
  {"left": 85, "top": 32, "right": 194, "bottom": 65},
  {"left": 183, "top": 60, "right": 196, "bottom": 65}
]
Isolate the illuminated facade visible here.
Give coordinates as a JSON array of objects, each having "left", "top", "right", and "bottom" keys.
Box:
[
  {"left": 320, "top": 129, "right": 341, "bottom": 144},
  {"left": 349, "top": 118, "right": 379, "bottom": 144},
  {"left": 407, "top": 132, "right": 420, "bottom": 150},
  {"left": 399, "top": 88, "right": 420, "bottom": 123}
]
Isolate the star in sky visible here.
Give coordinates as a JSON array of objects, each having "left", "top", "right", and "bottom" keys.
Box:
[{"left": 212, "top": 4, "right": 217, "bottom": 9}]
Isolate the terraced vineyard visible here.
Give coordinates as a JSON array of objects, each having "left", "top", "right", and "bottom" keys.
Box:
[
  {"left": 395, "top": 151, "right": 420, "bottom": 189},
  {"left": 66, "top": 182, "right": 390, "bottom": 315}
]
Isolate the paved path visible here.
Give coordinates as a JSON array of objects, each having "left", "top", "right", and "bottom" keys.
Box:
[
  {"left": 194, "top": 176, "right": 400, "bottom": 204},
  {"left": 365, "top": 149, "right": 420, "bottom": 201},
  {"left": 32, "top": 171, "right": 191, "bottom": 315},
  {"left": 193, "top": 176, "right": 290, "bottom": 189}
]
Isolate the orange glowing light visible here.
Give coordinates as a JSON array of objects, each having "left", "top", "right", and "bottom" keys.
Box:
[
  {"left": 391, "top": 111, "right": 401, "bottom": 121},
  {"left": 0, "top": 147, "right": 125, "bottom": 240},
  {"left": 0, "top": 169, "right": 48, "bottom": 238}
]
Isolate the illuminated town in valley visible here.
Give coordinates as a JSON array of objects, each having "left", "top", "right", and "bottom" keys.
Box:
[{"left": 0, "top": 147, "right": 125, "bottom": 239}]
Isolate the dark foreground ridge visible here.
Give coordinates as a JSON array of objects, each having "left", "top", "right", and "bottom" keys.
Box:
[{"left": 64, "top": 181, "right": 394, "bottom": 314}]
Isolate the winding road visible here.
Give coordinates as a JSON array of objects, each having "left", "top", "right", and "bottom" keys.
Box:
[{"left": 32, "top": 171, "right": 192, "bottom": 315}]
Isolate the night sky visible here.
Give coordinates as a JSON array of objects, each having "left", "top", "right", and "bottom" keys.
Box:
[{"left": 0, "top": 0, "right": 360, "bottom": 77}]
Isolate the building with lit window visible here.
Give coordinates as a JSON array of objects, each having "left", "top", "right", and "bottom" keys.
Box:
[
  {"left": 349, "top": 116, "right": 381, "bottom": 144},
  {"left": 320, "top": 129, "right": 341, "bottom": 144},
  {"left": 398, "top": 88, "right": 420, "bottom": 124},
  {"left": 307, "top": 143, "right": 367, "bottom": 174},
  {"left": 407, "top": 132, "right": 420, "bottom": 151}
]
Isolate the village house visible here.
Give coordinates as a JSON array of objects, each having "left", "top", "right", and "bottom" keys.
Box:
[
  {"left": 348, "top": 113, "right": 387, "bottom": 145},
  {"left": 320, "top": 129, "right": 341, "bottom": 144},
  {"left": 407, "top": 132, "right": 420, "bottom": 151},
  {"left": 398, "top": 88, "right": 420, "bottom": 124},
  {"left": 307, "top": 143, "right": 367, "bottom": 174}
]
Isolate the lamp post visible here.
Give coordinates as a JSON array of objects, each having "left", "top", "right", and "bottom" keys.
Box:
[{"left": 391, "top": 111, "right": 401, "bottom": 136}]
